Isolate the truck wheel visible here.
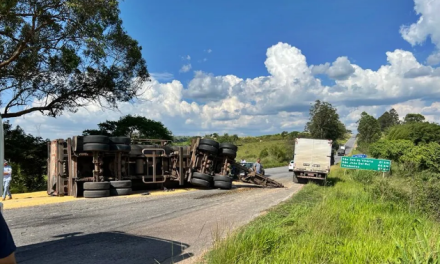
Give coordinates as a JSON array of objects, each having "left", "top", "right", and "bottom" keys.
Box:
[
  {"left": 83, "top": 182, "right": 110, "bottom": 190},
  {"left": 293, "top": 173, "right": 300, "bottom": 183},
  {"left": 214, "top": 180, "right": 232, "bottom": 189},
  {"left": 109, "top": 144, "right": 131, "bottom": 152},
  {"left": 198, "top": 144, "right": 218, "bottom": 154},
  {"left": 109, "top": 137, "right": 131, "bottom": 145},
  {"left": 192, "top": 172, "right": 213, "bottom": 182},
  {"left": 220, "top": 148, "right": 236, "bottom": 157},
  {"left": 191, "top": 178, "right": 211, "bottom": 188},
  {"left": 83, "top": 143, "right": 110, "bottom": 152},
  {"left": 219, "top": 143, "right": 238, "bottom": 152},
  {"left": 84, "top": 190, "right": 110, "bottom": 198},
  {"left": 83, "top": 135, "right": 109, "bottom": 144},
  {"left": 200, "top": 139, "right": 220, "bottom": 149},
  {"left": 213, "top": 175, "right": 233, "bottom": 183},
  {"left": 110, "top": 180, "right": 132, "bottom": 188},
  {"left": 110, "top": 188, "right": 132, "bottom": 196}
]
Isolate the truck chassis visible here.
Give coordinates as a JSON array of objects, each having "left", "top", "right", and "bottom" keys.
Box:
[{"left": 48, "top": 136, "right": 284, "bottom": 198}]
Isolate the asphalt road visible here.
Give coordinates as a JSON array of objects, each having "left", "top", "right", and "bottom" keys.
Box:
[
  {"left": 4, "top": 167, "right": 302, "bottom": 264},
  {"left": 334, "top": 135, "right": 357, "bottom": 164}
]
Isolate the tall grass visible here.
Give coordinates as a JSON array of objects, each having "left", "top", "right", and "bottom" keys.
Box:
[{"left": 202, "top": 166, "right": 440, "bottom": 264}]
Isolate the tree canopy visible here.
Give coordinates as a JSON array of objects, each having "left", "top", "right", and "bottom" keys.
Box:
[
  {"left": 404, "top": 113, "right": 426, "bottom": 124},
  {"left": 377, "top": 108, "right": 400, "bottom": 131},
  {"left": 356, "top": 111, "right": 381, "bottom": 145},
  {"left": 0, "top": 0, "right": 149, "bottom": 118},
  {"left": 305, "top": 100, "right": 346, "bottom": 142},
  {"left": 3, "top": 121, "right": 48, "bottom": 192},
  {"left": 83, "top": 114, "right": 173, "bottom": 140}
]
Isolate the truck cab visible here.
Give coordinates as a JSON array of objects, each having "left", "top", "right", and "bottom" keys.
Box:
[{"left": 337, "top": 145, "right": 346, "bottom": 156}]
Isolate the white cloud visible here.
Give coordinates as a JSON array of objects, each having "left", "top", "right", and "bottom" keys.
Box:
[
  {"left": 427, "top": 51, "right": 440, "bottom": 66},
  {"left": 150, "top": 72, "right": 174, "bottom": 82},
  {"left": 179, "top": 64, "right": 192, "bottom": 73},
  {"left": 5, "top": 0, "right": 440, "bottom": 139},
  {"left": 400, "top": 0, "right": 440, "bottom": 66}
]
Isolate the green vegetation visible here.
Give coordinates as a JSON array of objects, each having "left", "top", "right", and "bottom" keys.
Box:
[
  {"left": 83, "top": 114, "right": 173, "bottom": 140},
  {"left": 203, "top": 166, "right": 440, "bottom": 264},
  {"left": 3, "top": 121, "right": 48, "bottom": 193},
  {"left": 1, "top": 0, "right": 148, "bottom": 119}
]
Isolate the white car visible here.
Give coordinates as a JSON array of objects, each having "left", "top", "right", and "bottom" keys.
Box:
[{"left": 288, "top": 160, "right": 295, "bottom": 171}]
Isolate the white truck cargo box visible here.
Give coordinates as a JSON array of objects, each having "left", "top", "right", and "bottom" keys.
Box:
[{"left": 293, "top": 138, "right": 332, "bottom": 182}]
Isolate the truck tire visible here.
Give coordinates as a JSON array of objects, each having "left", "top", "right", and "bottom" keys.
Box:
[
  {"left": 192, "top": 172, "right": 213, "bottom": 182},
  {"left": 109, "top": 144, "right": 131, "bottom": 152},
  {"left": 110, "top": 188, "right": 132, "bottom": 196},
  {"left": 214, "top": 180, "right": 232, "bottom": 189},
  {"left": 83, "top": 135, "right": 109, "bottom": 144},
  {"left": 200, "top": 139, "right": 219, "bottom": 149},
  {"left": 190, "top": 178, "right": 211, "bottom": 188},
  {"left": 198, "top": 144, "right": 218, "bottom": 154},
  {"left": 83, "top": 143, "right": 110, "bottom": 152},
  {"left": 83, "top": 182, "right": 110, "bottom": 190},
  {"left": 84, "top": 190, "right": 110, "bottom": 198},
  {"left": 109, "top": 137, "right": 131, "bottom": 145},
  {"left": 213, "top": 175, "right": 233, "bottom": 183},
  {"left": 220, "top": 148, "right": 236, "bottom": 157},
  {"left": 110, "top": 180, "right": 132, "bottom": 188},
  {"left": 219, "top": 143, "right": 238, "bottom": 152},
  {"left": 293, "top": 173, "right": 300, "bottom": 183}
]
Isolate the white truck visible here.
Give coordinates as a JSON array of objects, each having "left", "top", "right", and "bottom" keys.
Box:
[{"left": 292, "top": 138, "right": 333, "bottom": 183}]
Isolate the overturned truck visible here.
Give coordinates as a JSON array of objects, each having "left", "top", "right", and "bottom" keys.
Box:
[{"left": 47, "top": 136, "right": 284, "bottom": 198}]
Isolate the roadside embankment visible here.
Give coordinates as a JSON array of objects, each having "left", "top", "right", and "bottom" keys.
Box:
[{"left": 202, "top": 165, "right": 440, "bottom": 263}]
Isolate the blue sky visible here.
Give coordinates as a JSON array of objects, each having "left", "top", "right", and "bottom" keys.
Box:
[
  {"left": 7, "top": 0, "right": 440, "bottom": 139},
  {"left": 119, "top": 0, "right": 422, "bottom": 82}
]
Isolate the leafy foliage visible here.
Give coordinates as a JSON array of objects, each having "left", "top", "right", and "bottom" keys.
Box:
[
  {"left": 356, "top": 112, "right": 381, "bottom": 148},
  {"left": 369, "top": 139, "right": 414, "bottom": 162},
  {"left": 3, "top": 121, "right": 48, "bottom": 192},
  {"left": 83, "top": 114, "right": 173, "bottom": 140},
  {"left": 377, "top": 108, "right": 400, "bottom": 131},
  {"left": 0, "top": 0, "right": 149, "bottom": 118},
  {"left": 404, "top": 113, "right": 426, "bottom": 124},
  {"left": 305, "top": 100, "right": 346, "bottom": 141},
  {"left": 387, "top": 122, "right": 440, "bottom": 145}
]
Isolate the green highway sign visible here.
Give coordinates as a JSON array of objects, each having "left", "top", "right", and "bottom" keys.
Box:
[{"left": 341, "top": 156, "right": 391, "bottom": 172}]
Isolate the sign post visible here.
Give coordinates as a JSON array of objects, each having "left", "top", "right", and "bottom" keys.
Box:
[{"left": 341, "top": 156, "right": 391, "bottom": 176}]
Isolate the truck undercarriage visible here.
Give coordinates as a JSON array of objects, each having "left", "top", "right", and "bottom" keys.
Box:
[{"left": 48, "top": 136, "right": 284, "bottom": 198}]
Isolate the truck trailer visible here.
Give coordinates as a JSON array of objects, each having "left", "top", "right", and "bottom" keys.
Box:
[
  {"left": 292, "top": 138, "right": 333, "bottom": 184},
  {"left": 47, "top": 136, "right": 283, "bottom": 198}
]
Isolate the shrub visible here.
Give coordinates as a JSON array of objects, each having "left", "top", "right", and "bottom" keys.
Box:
[
  {"left": 400, "top": 142, "right": 440, "bottom": 172},
  {"left": 369, "top": 139, "right": 414, "bottom": 162},
  {"left": 260, "top": 148, "right": 269, "bottom": 158}
]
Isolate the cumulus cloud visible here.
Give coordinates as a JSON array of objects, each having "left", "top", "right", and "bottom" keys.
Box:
[
  {"left": 5, "top": 0, "right": 440, "bottom": 139},
  {"left": 401, "top": 0, "right": 440, "bottom": 66},
  {"left": 179, "top": 64, "right": 192, "bottom": 73}
]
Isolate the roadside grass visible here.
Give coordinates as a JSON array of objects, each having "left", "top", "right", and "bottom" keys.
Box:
[
  {"left": 201, "top": 165, "right": 440, "bottom": 264},
  {"left": 236, "top": 139, "right": 291, "bottom": 168}
]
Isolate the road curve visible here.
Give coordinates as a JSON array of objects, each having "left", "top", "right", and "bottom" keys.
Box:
[{"left": 4, "top": 166, "right": 301, "bottom": 264}]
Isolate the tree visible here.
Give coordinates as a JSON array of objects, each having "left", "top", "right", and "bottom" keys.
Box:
[
  {"left": 0, "top": 0, "right": 149, "bottom": 119},
  {"left": 357, "top": 112, "right": 381, "bottom": 145},
  {"left": 305, "top": 100, "right": 346, "bottom": 141},
  {"left": 404, "top": 113, "right": 425, "bottom": 123},
  {"left": 83, "top": 115, "right": 173, "bottom": 140},
  {"left": 3, "top": 121, "right": 48, "bottom": 192},
  {"left": 389, "top": 108, "right": 400, "bottom": 125},
  {"left": 378, "top": 108, "right": 400, "bottom": 131}
]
